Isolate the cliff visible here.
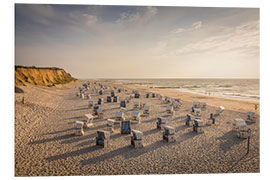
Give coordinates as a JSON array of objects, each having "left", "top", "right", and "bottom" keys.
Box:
[{"left": 15, "top": 66, "right": 77, "bottom": 86}]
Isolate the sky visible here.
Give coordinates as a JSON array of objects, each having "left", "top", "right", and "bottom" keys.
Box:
[{"left": 15, "top": 4, "right": 260, "bottom": 79}]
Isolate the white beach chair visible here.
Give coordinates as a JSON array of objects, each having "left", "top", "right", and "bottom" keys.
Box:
[
  {"left": 143, "top": 106, "right": 150, "bottom": 115},
  {"left": 131, "top": 111, "right": 141, "bottom": 123},
  {"left": 107, "top": 119, "right": 115, "bottom": 133},
  {"left": 75, "top": 121, "right": 84, "bottom": 136},
  {"left": 233, "top": 118, "right": 249, "bottom": 138},
  {"left": 215, "top": 106, "right": 225, "bottom": 115},
  {"left": 97, "top": 109, "right": 104, "bottom": 119},
  {"left": 201, "top": 102, "right": 206, "bottom": 109},
  {"left": 115, "top": 112, "right": 125, "bottom": 121},
  {"left": 193, "top": 108, "right": 201, "bottom": 116},
  {"left": 166, "top": 106, "right": 175, "bottom": 116}
]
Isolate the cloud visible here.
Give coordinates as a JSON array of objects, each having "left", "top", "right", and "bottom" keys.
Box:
[
  {"left": 175, "top": 20, "right": 259, "bottom": 56},
  {"left": 170, "top": 21, "right": 202, "bottom": 34},
  {"left": 116, "top": 6, "right": 158, "bottom": 25}
]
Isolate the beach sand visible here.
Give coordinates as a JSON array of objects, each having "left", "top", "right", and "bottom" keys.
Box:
[{"left": 15, "top": 80, "right": 260, "bottom": 176}]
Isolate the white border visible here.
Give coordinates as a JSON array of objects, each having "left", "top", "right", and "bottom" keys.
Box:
[{"left": 1, "top": 0, "right": 269, "bottom": 180}]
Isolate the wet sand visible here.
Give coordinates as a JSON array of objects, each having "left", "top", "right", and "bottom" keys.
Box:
[{"left": 15, "top": 80, "right": 260, "bottom": 176}]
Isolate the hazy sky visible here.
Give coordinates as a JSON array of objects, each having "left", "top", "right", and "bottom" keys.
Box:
[{"left": 15, "top": 4, "right": 259, "bottom": 79}]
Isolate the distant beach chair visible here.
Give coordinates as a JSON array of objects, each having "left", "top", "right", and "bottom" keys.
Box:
[
  {"left": 121, "top": 120, "right": 131, "bottom": 134},
  {"left": 107, "top": 96, "right": 112, "bottom": 103},
  {"left": 135, "top": 92, "right": 140, "bottom": 98},
  {"left": 75, "top": 121, "right": 84, "bottom": 136},
  {"left": 186, "top": 114, "right": 195, "bottom": 127},
  {"left": 152, "top": 93, "right": 156, "bottom": 98},
  {"left": 98, "top": 98, "right": 104, "bottom": 105},
  {"left": 140, "top": 102, "right": 146, "bottom": 109},
  {"left": 88, "top": 100, "right": 94, "bottom": 108},
  {"left": 80, "top": 93, "right": 85, "bottom": 99},
  {"left": 143, "top": 106, "right": 150, "bottom": 115},
  {"left": 96, "top": 130, "right": 110, "bottom": 148},
  {"left": 133, "top": 102, "right": 140, "bottom": 109},
  {"left": 120, "top": 100, "right": 126, "bottom": 109},
  {"left": 131, "top": 111, "right": 141, "bottom": 123},
  {"left": 131, "top": 130, "right": 143, "bottom": 148},
  {"left": 111, "top": 91, "right": 115, "bottom": 97},
  {"left": 163, "top": 125, "right": 176, "bottom": 142},
  {"left": 107, "top": 119, "right": 115, "bottom": 133},
  {"left": 193, "top": 102, "right": 200, "bottom": 108},
  {"left": 201, "top": 102, "right": 206, "bottom": 109},
  {"left": 93, "top": 105, "right": 99, "bottom": 115},
  {"left": 193, "top": 119, "right": 204, "bottom": 133},
  {"left": 115, "top": 112, "right": 125, "bottom": 121},
  {"left": 215, "top": 106, "right": 225, "bottom": 116},
  {"left": 76, "top": 92, "right": 80, "bottom": 97},
  {"left": 173, "top": 101, "right": 180, "bottom": 110},
  {"left": 146, "top": 92, "right": 150, "bottom": 98},
  {"left": 246, "top": 111, "right": 256, "bottom": 123},
  {"left": 193, "top": 108, "right": 201, "bottom": 117},
  {"left": 87, "top": 94, "right": 91, "bottom": 99},
  {"left": 157, "top": 117, "right": 167, "bottom": 129},
  {"left": 166, "top": 106, "right": 175, "bottom": 116},
  {"left": 113, "top": 96, "right": 119, "bottom": 102},
  {"left": 233, "top": 118, "right": 249, "bottom": 138},
  {"left": 97, "top": 109, "right": 104, "bottom": 119},
  {"left": 84, "top": 114, "right": 94, "bottom": 128},
  {"left": 99, "top": 90, "right": 103, "bottom": 95}
]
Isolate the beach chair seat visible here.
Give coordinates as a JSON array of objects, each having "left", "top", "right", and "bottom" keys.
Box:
[
  {"left": 152, "top": 93, "right": 156, "bottom": 98},
  {"left": 131, "top": 130, "right": 143, "bottom": 148},
  {"left": 131, "top": 111, "right": 141, "bottom": 123},
  {"left": 121, "top": 120, "right": 131, "bottom": 134},
  {"left": 98, "top": 98, "right": 104, "bottom": 105},
  {"left": 88, "top": 100, "right": 94, "bottom": 108},
  {"left": 75, "top": 121, "right": 84, "bottom": 129},
  {"left": 163, "top": 125, "right": 175, "bottom": 142},
  {"left": 107, "top": 96, "right": 112, "bottom": 103},
  {"left": 96, "top": 130, "right": 110, "bottom": 148},
  {"left": 143, "top": 106, "right": 150, "bottom": 115},
  {"left": 157, "top": 117, "right": 167, "bottom": 129},
  {"left": 115, "top": 112, "right": 125, "bottom": 121}
]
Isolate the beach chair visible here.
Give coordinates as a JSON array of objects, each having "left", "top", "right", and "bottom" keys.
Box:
[
  {"left": 140, "top": 102, "right": 146, "bottom": 109},
  {"left": 163, "top": 125, "right": 176, "bottom": 142},
  {"left": 80, "top": 93, "right": 85, "bottom": 99},
  {"left": 75, "top": 121, "right": 84, "bottom": 136},
  {"left": 166, "top": 97, "right": 173, "bottom": 104},
  {"left": 193, "top": 108, "right": 201, "bottom": 117},
  {"left": 121, "top": 120, "right": 131, "bottom": 134},
  {"left": 107, "top": 96, "right": 112, "bottom": 103},
  {"left": 173, "top": 101, "right": 180, "bottom": 110},
  {"left": 166, "top": 106, "right": 175, "bottom": 116},
  {"left": 88, "top": 100, "right": 94, "bottom": 108},
  {"left": 133, "top": 102, "right": 140, "bottom": 109},
  {"left": 131, "top": 111, "right": 141, "bottom": 123},
  {"left": 152, "top": 93, "right": 156, "bottom": 98},
  {"left": 93, "top": 105, "right": 99, "bottom": 115},
  {"left": 96, "top": 130, "right": 110, "bottom": 148},
  {"left": 135, "top": 92, "right": 140, "bottom": 98},
  {"left": 84, "top": 114, "right": 94, "bottom": 127},
  {"left": 99, "top": 90, "right": 103, "bottom": 95},
  {"left": 113, "top": 96, "right": 119, "bottom": 102},
  {"left": 233, "top": 118, "right": 249, "bottom": 138},
  {"left": 143, "top": 106, "right": 150, "bottom": 115},
  {"left": 201, "top": 102, "right": 206, "bottom": 109},
  {"left": 215, "top": 106, "right": 225, "bottom": 116},
  {"left": 118, "top": 88, "right": 121, "bottom": 93},
  {"left": 193, "top": 119, "right": 204, "bottom": 133},
  {"left": 87, "top": 94, "right": 91, "bottom": 99},
  {"left": 98, "top": 98, "right": 104, "bottom": 105},
  {"left": 246, "top": 111, "right": 256, "bottom": 123},
  {"left": 146, "top": 92, "right": 150, "bottom": 98},
  {"left": 131, "top": 130, "right": 143, "bottom": 148},
  {"left": 97, "top": 109, "right": 104, "bottom": 119},
  {"left": 120, "top": 101, "right": 126, "bottom": 109},
  {"left": 186, "top": 114, "right": 194, "bottom": 127},
  {"left": 157, "top": 117, "right": 167, "bottom": 129},
  {"left": 115, "top": 112, "right": 125, "bottom": 121},
  {"left": 193, "top": 102, "right": 200, "bottom": 108},
  {"left": 107, "top": 119, "right": 115, "bottom": 133},
  {"left": 111, "top": 91, "right": 115, "bottom": 97}
]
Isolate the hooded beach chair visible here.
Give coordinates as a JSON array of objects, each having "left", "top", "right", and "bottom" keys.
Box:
[
  {"left": 96, "top": 130, "right": 110, "bottom": 148},
  {"left": 163, "top": 125, "right": 176, "bottom": 142},
  {"left": 131, "top": 130, "right": 143, "bottom": 148},
  {"left": 121, "top": 120, "right": 131, "bottom": 134}
]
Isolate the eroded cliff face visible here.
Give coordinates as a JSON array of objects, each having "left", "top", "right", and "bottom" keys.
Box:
[{"left": 15, "top": 66, "right": 76, "bottom": 86}]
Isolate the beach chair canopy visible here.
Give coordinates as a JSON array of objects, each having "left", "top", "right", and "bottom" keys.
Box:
[
  {"left": 163, "top": 125, "right": 175, "bottom": 135},
  {"left": 107, "top": 119, "right": 115, "bottom": 126},
  {"left": 158, "top": 117, "right": 166, "bottom": 124},
  {"left": 131, "top": 130, "right": 143, "bottom": 140},
  {"left": 97, "top": 130, "right": 110, "bottom": 139}
]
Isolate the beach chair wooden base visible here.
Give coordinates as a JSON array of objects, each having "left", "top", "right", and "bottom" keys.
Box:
[
  {"left": 96, "top": 138, "right": 110, "bottom": 148},
  {"left": 163, "top": 134, "right": 175, "bottom": 142},
  {"left": 131, "top": 139, "right": 143, "bottom": 148},
  {"left": 75, "top": 129, "right": 84, "bottom": 136}
]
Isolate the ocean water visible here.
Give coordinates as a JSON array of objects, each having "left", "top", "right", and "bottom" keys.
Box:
[{"left": 104, "top": 79, "right": 260, "bottom": 101}]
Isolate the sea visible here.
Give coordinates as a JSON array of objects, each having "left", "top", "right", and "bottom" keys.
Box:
[{"left": 103, "top": 79, "right": 260, "bottom": 102}]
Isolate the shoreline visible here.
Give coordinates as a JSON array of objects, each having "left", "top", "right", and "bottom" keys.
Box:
[{"left": 95, "top": 80, "right": 260, "bottom": 113}]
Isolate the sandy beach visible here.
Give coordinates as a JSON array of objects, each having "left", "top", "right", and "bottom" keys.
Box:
[{"left": 15, "top": 80, "right": 260, "bottom": 176}]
